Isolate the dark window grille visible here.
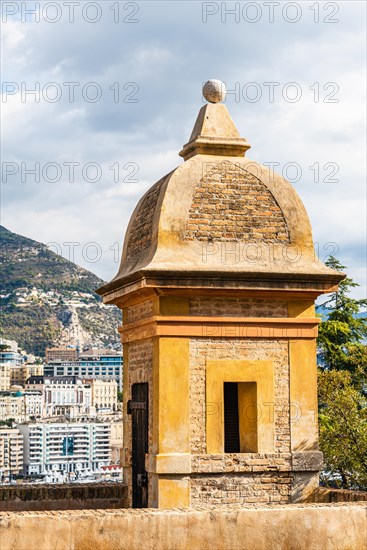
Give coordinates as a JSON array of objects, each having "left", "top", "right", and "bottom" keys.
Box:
[{"left": 224, "top": 382, "right": 240, "bottom": 453}]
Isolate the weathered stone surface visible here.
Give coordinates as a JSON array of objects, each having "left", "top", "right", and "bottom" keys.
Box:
[
  {"left": 189, "top": 338, "right": 290, "bottom": 455},
  {"left": 291, "top": 472, "right": 320, "bottom": 503},
  {"left": 189, "top": 296, "right": 288, "bottom": 317},
  {"left": 291, "top": 451, "right": 324, "bottom": 472},
  {"left": 1, "top": 503, "right": 366, "bottom": 550},
  {"left": 125, "top": 174, "right": 168, "bottom": 262},
  {"left": 125, "top": 299, "right": 154, "bottom": 323},
  {"left": 313, "top": 487, "right": 367, "bottom": 502},
  {"left": 190, "top": 473, "right": 292, "bottom": 505},
  {"left": 191, "top": 453, "right": 291, "bottom": 474},
  {"left": 202, "top": 79, "right": 226, "bottom": 103},
  {"left": 185, "top": 162, "right": 289, "bottom": 243},
  {"left": 0, "top": 483, "right": 127, "bottom": 512}
]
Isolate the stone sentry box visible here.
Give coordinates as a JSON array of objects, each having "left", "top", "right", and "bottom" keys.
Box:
[{"left": 97, "top": 80, "right": 343, "bottom": 509}]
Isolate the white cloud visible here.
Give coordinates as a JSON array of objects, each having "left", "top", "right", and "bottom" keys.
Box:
[{"left": 1, "top": 0, "right": 366, "bottom": 297}]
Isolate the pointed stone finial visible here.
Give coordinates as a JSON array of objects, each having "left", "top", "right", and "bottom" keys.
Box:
[
  {"left": 179, "top": 81, "right": 251, "bottom": 160},
  {"left": 203, "top": 79, "right": 226, "bottom": 103}
]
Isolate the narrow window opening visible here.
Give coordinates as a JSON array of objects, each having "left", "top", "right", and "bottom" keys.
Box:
[
  {"left": 224, "top": 382, "right": 240, "bottom": 453},
  {"left": 223, "top": 381, "right": 258, "bottom": 453}
]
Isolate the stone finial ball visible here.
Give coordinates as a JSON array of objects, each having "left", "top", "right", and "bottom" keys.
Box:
[{"left": 202, "top": 80, "right": 226, "bottom": 103}]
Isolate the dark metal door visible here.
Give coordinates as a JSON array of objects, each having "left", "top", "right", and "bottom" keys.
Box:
[{"left": 128, "top": 383, "right": 149, "bottom": 508}]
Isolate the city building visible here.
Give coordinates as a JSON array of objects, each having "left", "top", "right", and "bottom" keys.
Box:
[
  {"left": 25, "top": 376, "right": 92, "bottom": 418},
  {"left": 23, "top": 390, "right": 44, "bottom": 421},
  {"left": 0, "top": 340, "right": 44, "bottom": 388},
  {"left": 87, "top": 379, "right": 118, "bottom": 412},
  {"left": 0, "top": 390, "right": 43, "bottom": 423},
  {"left": 7, "top": 364, "right": 44, "bottom": 388},
  {"left": 0, "top": 392, "right": 23, "bottom": 422},
  {"left": 18, "top": 422, "right": 111, "bottom": 476},
  {"left": 110, "top": 420, "right": 123, "bottom": 465},
  {"left": 20, "top": 364, "right": 44, "bottom": 386},
  {"left": 0, "top": 427, "right": 24, "bottom": 481},
  {"left": 0, "top": 364, "right": 11, "bottom": 391},
  {"left": 0, "top": 347, "right": 24, "bottom": 387},
  {"left": 45, "top": 347, "right": 78, "bottom": 363},
  {"left": 44, "top": 350, "right": 123, "bottom": 390}
]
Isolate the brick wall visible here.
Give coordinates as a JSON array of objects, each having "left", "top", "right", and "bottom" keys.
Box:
[
  {"left": 126, "top": 175, "right": 167, "bottom": 260},
  {"left": 126, "top": 299, "right": 154, "bottom": 323},
  {"left": 188, "top": 328, "right": 292, "bottom": 506},
  {"left": 190, "top": 472, "right": 291, "bottom": 505},
  {"left": 185, "top": 161, "right": 289, "bottom": 243},
  {"left": 189, "top": 297, "right": 288, "bottom": 317},
  {"left": 189, "top": 338, "right": 290, "bottom": 455}
]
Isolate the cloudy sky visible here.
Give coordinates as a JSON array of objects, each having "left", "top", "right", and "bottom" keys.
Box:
[{"left": 2, "top": 1, "right": 366, "bottom": 298}]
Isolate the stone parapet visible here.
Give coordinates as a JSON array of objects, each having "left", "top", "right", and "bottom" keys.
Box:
[
  {"left": 0, "top": 482, "right": 127, "bottom": 512},
  {"left": 0, "top": 502, "right": 366, "bottom": 550}
]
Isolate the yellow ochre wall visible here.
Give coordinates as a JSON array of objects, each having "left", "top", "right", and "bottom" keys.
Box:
[{"left": 121, "top": 295, "right": 321, "bottom": 508}]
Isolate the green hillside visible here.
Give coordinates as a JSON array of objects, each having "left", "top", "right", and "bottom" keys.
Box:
[{"left": 0, "top": 226, "right": 121, "bottom": 357}]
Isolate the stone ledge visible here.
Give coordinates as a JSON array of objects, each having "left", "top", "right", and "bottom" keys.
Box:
[
  {"left": 0, "top": 502, "right": 365, "bottom": 550},
  {"left": 191, "top": 453, "right": 292, "bottom": 473}
]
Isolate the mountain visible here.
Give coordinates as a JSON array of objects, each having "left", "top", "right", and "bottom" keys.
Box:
[{"left": 0, "top": 226, "right": 121, "bottom": 357}]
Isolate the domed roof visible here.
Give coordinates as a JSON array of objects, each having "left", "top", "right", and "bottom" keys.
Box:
[{"left": 98, "top": 83, "right": 342, "bottom": 299}]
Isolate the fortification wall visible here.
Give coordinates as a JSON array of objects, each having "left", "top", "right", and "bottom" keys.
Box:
[{"left": 0, "top": 502, "right": 366, "bottom": 550}]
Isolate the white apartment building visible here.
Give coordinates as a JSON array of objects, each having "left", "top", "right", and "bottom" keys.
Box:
[
  {"left": 24, "top": 390, "right": 44, "bottom": 420},
  {"left": 17, "top": 422, "right": 111, "bottom": 475},
  {"left": 0, "top": 390, "right": 43, "bottom": 422},
  {"left": 0, "top": 427, "right": 24, "bottom": 480},
  {"left": 25, "top": 376, "right": 92, "bottom": 418}
]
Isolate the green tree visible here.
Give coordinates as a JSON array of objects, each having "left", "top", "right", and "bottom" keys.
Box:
[
  {"left": 317, "top": 257, "right": 367, "bottom": 490},
  {"left": 318, "top": 369, "right": 367, "bottom": 490},
  {"left": 317, "top": 256, "right": 367, "bottom": 382},
  {"left": 0, "top": 418, "right": 16, "bottom": 428},
  {"left": 0, "top": 344, "right": 10, "bottom": 351}
]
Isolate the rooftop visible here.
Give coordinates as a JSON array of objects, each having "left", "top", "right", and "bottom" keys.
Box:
[{"left": 97, "top": 80, "right": 343, "bottom": 302}]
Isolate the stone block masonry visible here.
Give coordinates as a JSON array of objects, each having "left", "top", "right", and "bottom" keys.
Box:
[
  {"left": 189, "top": 338, "right": 290, "bottom": 455},
  {"left": 190, "top": 472, "right": 292, "bottom": 505},
  {"left": 185, "top": 161, "right": 289, "bottom": 243},
  {"left": 189, "top": 296, "right": 288, "bottom": 317},
  {"left": 125, "top": 175, "right": 168, "bottom": 261}
]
